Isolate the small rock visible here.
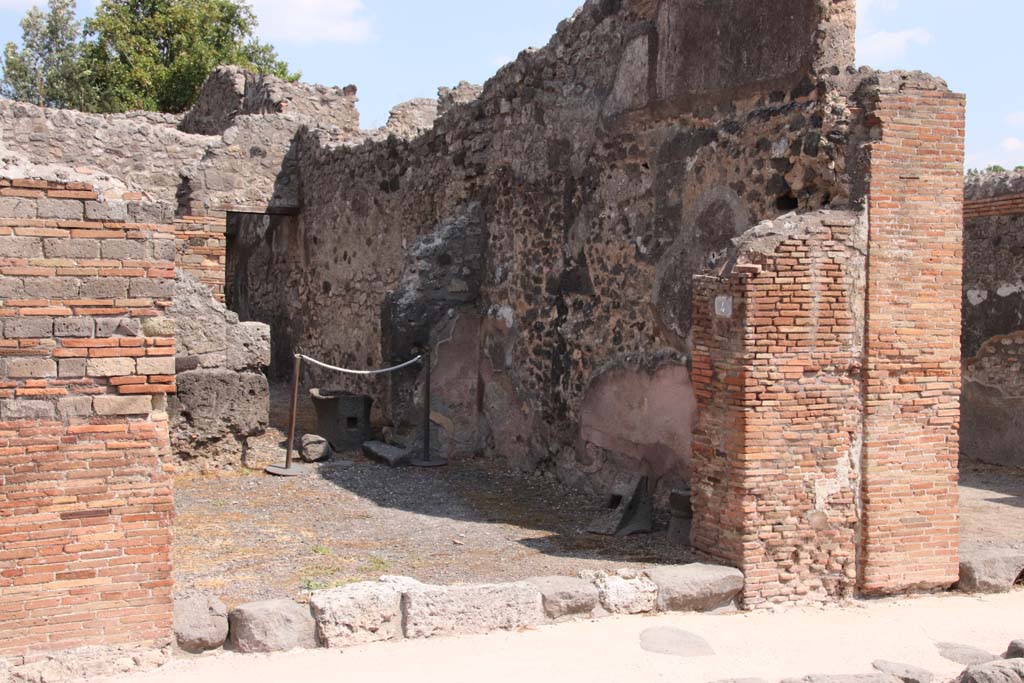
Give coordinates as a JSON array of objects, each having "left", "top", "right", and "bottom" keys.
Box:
[
  {"left": 363, "top": 441, "right": 412, "bottom": 467},
  {"left": 958, "top": 550, "right": 1024, "bottom": 593},
  {"left": 526, "top": 576, "right": 599, "bottom": 619},
  {"left": 872, "top": 660, "right": 934, "bottom": 683},
  {"left": 300, "top": 434, "right": 332, "bottom": 463},
  {"left": 401, "top": 582, "right": 543, "bottom": 638},
  {"left": 228, "top": 599, "right": 316, "bottom": 653},
  {"left": 173, "top": 592, "right": 228, "bottom": 653},
  {"left": 592, "top": 570, "right": 658, "bottom": 614},
  {"left": 954, "top": 658, "right": 1024, "bottom": 683},
  {"left": 781, "top": 676, "right": 902, "bottom": 683},
  {"left": 310, "top": 582, "right": 403, "bottom": 648},
  {"left": 639, "top": 627, "right": 714, "bottom": 658},
  {"left": 938, "top": 642, "right": 999, "bottom": 666},
  {"left": 644, "top": 563, "right": 744, "bottom": 612},
  {"left": 1007, "top": 641, "right": 1024, "bottom": 659}
]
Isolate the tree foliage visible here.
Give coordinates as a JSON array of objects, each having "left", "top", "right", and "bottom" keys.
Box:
[
  {"left": 1, "top": 0, "right": 89, "bottom": 109},
  {"left": 1, "top": 0, "right": 298, "bottom": 113}
]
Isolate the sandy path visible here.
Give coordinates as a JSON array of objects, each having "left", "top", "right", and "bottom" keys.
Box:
[{"left": 106, "top": 590, "right": 1024, "bottom": 683}]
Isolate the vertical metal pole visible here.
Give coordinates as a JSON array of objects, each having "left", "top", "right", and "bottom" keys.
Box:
[
  {"left": 422, "top": 348, "right": 430, "bottom": 462},
  {"left": 286, "top": 354, "right": 302, "bottom": 469},
  {"left": 267, "top": 354, "right": 304, "bottom": 476}
]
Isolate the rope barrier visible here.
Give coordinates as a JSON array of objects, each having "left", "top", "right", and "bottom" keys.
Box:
[{"left": 296, "top": 353, "right": 423, "bottom": 376}]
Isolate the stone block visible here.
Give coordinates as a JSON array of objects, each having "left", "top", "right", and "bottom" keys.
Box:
[
  {"left": 939, "top": 643, "right": 1000, "bottom": 666},
  {"left": 170, "top": 369, "right": 268, "bottom": 464},
  {"left": 101, "top": 239, "right": 146, "bottom": 260},
  {"left": 174, "top": 592, "right": 228, "bottom": 653},
  {"left": 96, "top": 317, "right": 141, "bottom": 338},
  {"left": 130, "top": 278, "right": 174, "bottom": 298},
  {"left": 36, "top": 197, "right": 84, "bottom": 220},
  {"left": 136, "top": 356, "right": 175, "bottom": 375},
  {"left": 0, "top": 196, "right": 38, "bottom": 219},
  {"left": 141, "top": 316, "right": 175, "bottom": 338},
  {"left": 4, "top": 317, "right": 53, "bottom": 339},
  {"left": 23, "top": 276, "right": 80, "bottom": 299},
  {"left": 7, "top": 358, "right": 57, "bottom": 378},
  {"left": 0, "top": 236, "right": 43, "bottom": 258},
  {"left": 363, "top": 441, "right": 412, "bottom": 467},
  {"left": 94, "top": 395, "right": 152, "bottom": 416},
  {"left": 525, "top": 576, "right": 599, "bottom": 619},
  {"left": 1, "top": 399, "right": 55, "bottom": 420},
  {"left": 54, "top": 317, "right": 94, "bottom": 338},
  {"left": 310, "top": 582, "right": 403, "bottom": 648},
  {"left": 226, "top": 321, "right": 270, "bottom": 370},
  {"left": 401, "top": 582, "right": 544, "bottom": 639},
  {"left": 590, "top": 570, "right": 658, "bottom": 614},
  {"left": 872, "top": 660, "right": 934, "bottom": 683},
  {"left": 85, "top": 200, "right": 129, "bottom": 222},
  {"left": 1008, "top": 642, "right": 1024, "bottom": 659},
  {"left": 643, "top": 563, "right": 744, "bottom": 612},
  {"left": 300, "top": 434, "right": 332, "bottom": 463},
  {"left": 953, "top": 659, "right": 1024, "bottom": 683},
  {"left": 87, "top": 357, "right": 136, "bottom": 377},
  {"left": 959, "top": 550, "right": 1024, "bottom": 593},
  {"left": 44, "top": 238, "right": 100, "bottom": 259},
  {"left": 58, "top": 358, "right": 88, "bottom": 378},
  {"left": 227, "top": 599, "right": 316, "bottom": 653},
  {"left": 80, "top": 276, "right": 128, "bottom": 299},
  {"left": 0, "top": 277, "right": 25, "bottom": 299},
  {"left": 150, "top": 238, "right": 177, "bottom": 261},
  {"left": 57, "top": 396, "right": 93, "bottom": 418}
]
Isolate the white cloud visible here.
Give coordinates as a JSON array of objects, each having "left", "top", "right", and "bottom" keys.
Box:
[
  {"left": 1001, "top": 137, "right": 1024, "bottom": 152},
  {"left": 858, "top": 27, "right": 931, "bottom": 64},
  {"left": 248, "top": 0, "right": 372, "bottom": 45}
]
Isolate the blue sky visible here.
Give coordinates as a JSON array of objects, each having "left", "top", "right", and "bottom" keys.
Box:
[{"left": 1, "top": 0, "right": 1021, "bottom": 170}]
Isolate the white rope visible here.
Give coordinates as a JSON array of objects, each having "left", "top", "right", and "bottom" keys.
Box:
[{"left": 297, "top": 353, "right": 423, "bottom": 376}]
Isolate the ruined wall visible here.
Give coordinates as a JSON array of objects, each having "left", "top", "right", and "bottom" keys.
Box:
[
  {"left": 961, "top": 331, "right": 1024, "bottom": 469},
  {"left": 227, "top": 0, "right": 860, "bottom": 500},
  {"left": 180, "top": 65, "right": 360, "bottom": 137},
  {"left": 962, "top": 172, "right": 1024, "bottom": 358},
  {"left": 0, "top": 177, "right": 175, "bottom": 660},
  {"left": 857, "top": 74, "right": 964, "bottom": 595},
  {"left": 691, "top": 211, "right": 867, "bottom": 606}
]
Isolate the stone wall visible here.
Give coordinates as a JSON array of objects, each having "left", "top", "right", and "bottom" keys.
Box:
[
  {"left": 961, "top": 331, "right": 1024, "bottom": 469},
  {"left": 0, "top": 176, "right": 175, "bottom": 660},
  {"left": 962, "top": 172, "right": 1024, "bottom": 359},
  {"left": 226, "top": 0, "right": 861, "bottom": 502}
]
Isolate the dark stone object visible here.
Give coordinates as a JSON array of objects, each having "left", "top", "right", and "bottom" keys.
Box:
[
  {"left": 872, "top": 660, "right": 934, "bottom": 683},
  {"left": 310, "top": 389, "right": 372, "bottom": 451},
  {"left": 362, "top": 441, "right": 412, "bottom": 467}
]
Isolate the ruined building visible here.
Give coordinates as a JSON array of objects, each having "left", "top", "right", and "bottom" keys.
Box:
[{"left": 0, "top": 0, "right": 993, "bottom": 667}]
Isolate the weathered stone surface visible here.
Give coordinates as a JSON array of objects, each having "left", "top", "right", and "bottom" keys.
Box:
[
  {"left": 363, "top": 441, "right": 412, "bottom": 468},
  {"left": 939, "top": 643, "right": 1000, "bottom": 666},
  {"left": 93, "top": 395, "right": 152, "bottom": 416},
  {"left": 959, "top": 550, "right": 1024, "bottom": 593},
  {"left": 589, "top": 570, "right": 658, "bottom": 614},
  {"left": 310, "top": 582, "right": 403, "bottom": 648},
  {"left": 872, "top": 660, "right": 934, "bottom": 683},
  {"left": 227, "top": 599, "right": 315, "bottom": 653},
  {"left": 639, "top": 627, "right": 714, "bottom": 658},
  {"left": 227, "top": 321, "right": 271, "bottom": 371},
  {"left": 525, "top": 576, "right": 599, "bottom": 619},
  {"left": 1, "top": 398, "right": 55, "bottom": 420},
  {"left": 170, "top": 369, "right": 269, "bottom": 467},
  {"left": 1007, "top": 641, "right": 1024, "bottom": 659},
  {"left": 401, "top": 582, "right": 543, "bottom": 638},
  {"left": 643, "top": 563, "right": 744, "bottom": 612},
  {"left": 300, "top": 434, "right": 332, "bottom": 463},
  {"left": 173, "top": 593, "right": 228, "bottom": 653},
  {"left": 87, "top": 357, "right": 136, "bottom": 377},
  {"left": 6, "top": 358, "right": 57, "bottom": 378},
  {"left": 954, "top": 659, "right": 1024, "bottom": 683},
  {"left": 781, "top": 676, "right": 902, "bottom": 683}
]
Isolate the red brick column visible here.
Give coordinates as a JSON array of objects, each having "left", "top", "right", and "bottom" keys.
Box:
[
  {"left": 0, "top": 178, "right": 175, "bottom": 659},
  {"left": 858, "top": 83, "right": 966, "bottom": 594}
]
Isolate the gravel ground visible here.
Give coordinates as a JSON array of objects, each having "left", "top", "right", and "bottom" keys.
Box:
[
  {"left": 960, "top": 461, "right": 1024, "bottom": 553},
  {"left": 174, "top": 428, "right": 693, "bottom": 607}
]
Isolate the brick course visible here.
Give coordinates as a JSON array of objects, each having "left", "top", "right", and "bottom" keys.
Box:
[{"left": 0, "top": 178, "right": 175, "bottom": 660}]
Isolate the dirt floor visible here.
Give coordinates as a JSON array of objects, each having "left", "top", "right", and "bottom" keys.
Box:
[
  {"left": 173, "top": 386, "right": 693, "bottom": 606},
  {"left": 960, "top": 460, "right": 1024, "bottom": 553}
]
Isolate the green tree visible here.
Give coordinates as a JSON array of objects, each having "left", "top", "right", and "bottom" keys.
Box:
[
  {"left": 82, "top": 0, "right": 298, "bottom": 113},
  {"left": 1, "top": 0, "right": 89, "bottom": 109}
]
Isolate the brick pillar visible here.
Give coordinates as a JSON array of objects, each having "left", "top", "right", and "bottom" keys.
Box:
[{"left": 858, "top": 81, "right": 966, "bottom": 593}]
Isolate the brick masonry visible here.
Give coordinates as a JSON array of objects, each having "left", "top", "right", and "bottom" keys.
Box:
[
  {"left": 691, "top": 77, "right": 966, "bottom": 605},
  {"left": 174, "top": 215, "right": 228, "bottom": 300},
  {"left": 0, "top": 178, "right": 175, "bottom": 660}
]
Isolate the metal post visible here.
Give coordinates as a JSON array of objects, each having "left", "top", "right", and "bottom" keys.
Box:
[
  {"left": 266, "top": 354, "right": 305, "bottom": 477},
  {"left": 411, "top": 347, "right": 447, "bottom": 467}
]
